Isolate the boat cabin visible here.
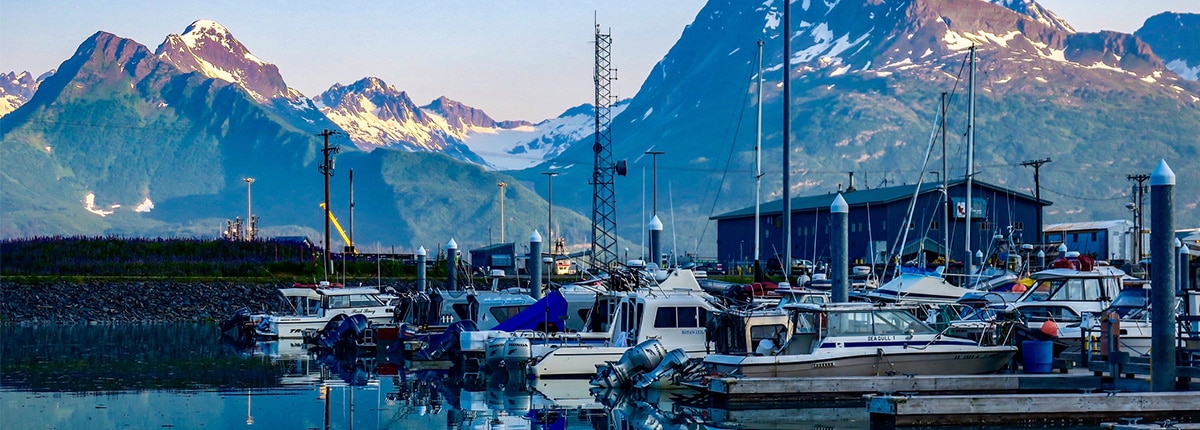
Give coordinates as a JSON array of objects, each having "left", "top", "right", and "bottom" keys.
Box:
[
  {"left": 583, "top": 291, "right": 712, "bottom": 347},
  {"left": 1008, "top": 266, "right": 1125, "bottom": 324},
  {"left": 711, "top": 303, "right": 939, "bottom": 357}
]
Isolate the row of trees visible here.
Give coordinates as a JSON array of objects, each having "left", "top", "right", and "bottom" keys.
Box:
[{"left": 0, "top": 236, "right": 427, "bottom": 278}]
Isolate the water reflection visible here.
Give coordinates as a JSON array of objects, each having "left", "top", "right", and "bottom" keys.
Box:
[{"left": 1, "top": 324, "right": 875, "bottom": 429}]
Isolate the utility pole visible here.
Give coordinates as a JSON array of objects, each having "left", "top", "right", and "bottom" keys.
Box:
[
  {"left": 1128, "top": 173, "right": 1150, "bottom": 262},
  {"left": 1021, "top": 158, "right": 1052, "bottom": 243},
  {"left": 318, "top": 129, "right": 340, "bottom": 281}
]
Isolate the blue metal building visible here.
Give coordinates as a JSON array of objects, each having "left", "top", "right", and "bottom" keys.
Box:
[{"left": 711, "top": 179, "right": 1049, "bottom": 271}]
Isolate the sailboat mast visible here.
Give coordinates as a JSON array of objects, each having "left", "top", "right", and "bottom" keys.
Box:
[
  {"left": 781, "top": 1, "right": 793, "bottom": 279},
  {"left": 755, "top": 39, "right": 764, "bottom": 275},
  {"left": 941, "top": 92, "right": 949, "bottom": 268},
  {"left": 965, "top": 45, "right": 976, "bottom": 280}
]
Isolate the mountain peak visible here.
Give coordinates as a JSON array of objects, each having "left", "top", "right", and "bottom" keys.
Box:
[
  {"left": 156, "top": 20, "right": 284, "bottom": 102},
  {"left": 0, "top": 70, "right": 41, "bottom": 117},
  {"left": 1136, "top": 12, "right": 1200, "bottom": 81},
  {"left": 424, "top": 96, "right": 531, "bottom": 130}
]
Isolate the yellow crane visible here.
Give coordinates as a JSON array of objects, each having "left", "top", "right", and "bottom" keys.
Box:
[{"left": 319, "top": 203, "right": 357, "bottom": 254}]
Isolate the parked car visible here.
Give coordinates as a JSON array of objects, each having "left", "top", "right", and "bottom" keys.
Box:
[
  {"left": 697, "top": 262, "right": 725, "bottom": 275},
  {"left": 766, "top": 257, "right": 816, "bottom": 276}
]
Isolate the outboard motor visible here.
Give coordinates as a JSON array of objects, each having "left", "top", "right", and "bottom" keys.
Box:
[
  {"left": 501, "top": 337, "right": 532, "bottom": 385},
  {"left": 632, "top": 348, "right": 690, "bottom": 389},
  {"left": 317, "top": 314, "right": 370, "bottom": 350},
  {"left": 415, "top": 320, "right": 477, "bottom": 361},
  {"left": 220, "top": 307, "right": 251, "bottom": 333},
  {"left": 591, "top": 339, "right": 668, "bottom": 388},
  {"left": 426, "top": 291, "right": 444, "bottom": 326}
]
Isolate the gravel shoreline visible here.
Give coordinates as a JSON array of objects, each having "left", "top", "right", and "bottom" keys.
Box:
[{"left": 0, "top": 280, "right": 449, "bottom": 324}]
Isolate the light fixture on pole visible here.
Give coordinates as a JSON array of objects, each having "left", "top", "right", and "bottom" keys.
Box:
[{"left": 498, "top": 182, "right": 507, "bottom": 243}]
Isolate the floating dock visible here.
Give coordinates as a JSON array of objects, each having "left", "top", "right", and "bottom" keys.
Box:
[
  {"left": 692, "top": 372, "right": 1104, "bottom": 404},
  {"left": 866, "top": 392, "right": 1200, "bottom": 427}
]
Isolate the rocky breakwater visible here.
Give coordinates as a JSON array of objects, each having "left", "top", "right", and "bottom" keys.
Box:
[{"left": 0, "top": 280, "right": 288, "bottom": 324}]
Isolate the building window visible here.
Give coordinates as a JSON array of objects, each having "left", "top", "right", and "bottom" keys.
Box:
[
  {"left": 1091, "top": 232, "right": 1097, "bottom": 241},
  {"left": 980, "top": 221, "right": 989, "bottom": 231},
  {"left": 1015, "top": 222, "right": 1024, "bottom": 230},
  {"left": 930, "top": 221, "right": 940, "bottom": 230},
  {"left": 1071, "top": 233, "right": 1078, "bottom": 242}
]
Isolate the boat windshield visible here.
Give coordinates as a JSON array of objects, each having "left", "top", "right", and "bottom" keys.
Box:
[
  {"left": 1026, "top": 277, "right": 1103, "bottom": 302},
  {"left": 823, "top": 309, "right": 937, "bottom": 337}
]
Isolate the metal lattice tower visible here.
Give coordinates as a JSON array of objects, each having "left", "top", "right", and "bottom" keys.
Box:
[{"left": 591, "top": 23, "right": 618, "bottom": 267}]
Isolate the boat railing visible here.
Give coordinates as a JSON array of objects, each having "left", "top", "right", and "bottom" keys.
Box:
[
  {"left": 910, "top": 318, "right": 1016, "bottom": 350},
  {"left": 512, "top": 329, "right": 589, "bottom": 346}
]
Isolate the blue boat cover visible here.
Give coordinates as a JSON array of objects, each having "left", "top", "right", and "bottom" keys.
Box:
[{"left": 493, "top": 289, "right": 569, "bottom": 332}]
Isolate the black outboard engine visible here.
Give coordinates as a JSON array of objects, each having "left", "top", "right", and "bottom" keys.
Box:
[
  {"left": 415, "top": 320, "right": 477, "bottom": 361},
  {"left": 220, "top": 307, "right": 256, "bottom": 341},
  {"left": 426, "top": 291, "right": 444, "bottom": 325},
  {"left": 316, "top": 314, "right": 371, "bottom": 352}
]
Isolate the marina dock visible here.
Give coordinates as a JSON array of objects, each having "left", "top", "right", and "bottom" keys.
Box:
[
  {"left": 866, "top": 392, "right": 1200, "bottom": 427},
  {"left": 694, "top": 372, "right": 1106, "bottom": 404}
]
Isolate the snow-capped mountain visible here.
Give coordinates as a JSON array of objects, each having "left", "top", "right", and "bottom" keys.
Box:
[
  {"left": 315, "top": 77, "right": 489, "bottom": 165},
  {"left": 461, "top": 101, "right": 628, "bottom": 171},
  {"left": 533, "top": 0, "right": 1200, "bottom": 254},
  {"left": 1136, "top": 12, "right": 1200, "bottom": 81},
  {"left": 315, "top": 76, "right": 588, "bottom": 169},
  {"left": 0, "top": 71, "right": 43, "bottom": 117},
  {"left": 155, "top": 20, "right": 331, "bottom": 130}
]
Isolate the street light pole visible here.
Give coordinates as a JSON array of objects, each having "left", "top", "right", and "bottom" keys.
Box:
[
  {"left": 498, "top": 182, "right": 507, "bottom": 243},
  {"left": 645, "top": 151, "right": 665, "bottom": 216},
  {"left": 542, "top": 171, "right": 558, "bottom": 256},
  {"left": 244, "top": 177, "right": 254, "bottom": 241}
]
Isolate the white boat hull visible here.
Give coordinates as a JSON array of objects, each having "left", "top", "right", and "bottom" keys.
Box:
[{"left": 705, "top": 340, "right": 1014, "bottom": 378}]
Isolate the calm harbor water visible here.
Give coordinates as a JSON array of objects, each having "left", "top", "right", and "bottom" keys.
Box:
[{"left": 0, "top": 324, "right": 876, "bottom": 429}]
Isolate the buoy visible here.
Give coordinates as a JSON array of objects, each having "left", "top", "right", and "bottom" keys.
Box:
[{"left": 1040, "top": 319, "right": 1059, "bottom": 337}]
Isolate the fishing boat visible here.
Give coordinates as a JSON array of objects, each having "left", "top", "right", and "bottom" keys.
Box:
[
  {"left": 702, "top": 302, "right": 1016, "bottom": 378},
  {"left": 254, "top": 284, "right": 394, "bottom": 339},
  {"left": 466, "top": 269, "right": 716, "bottom": 378}
]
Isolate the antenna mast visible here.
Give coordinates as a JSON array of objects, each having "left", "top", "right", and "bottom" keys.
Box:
[{"left": 591, "top": 18, "right": 622, "bottom": 268}]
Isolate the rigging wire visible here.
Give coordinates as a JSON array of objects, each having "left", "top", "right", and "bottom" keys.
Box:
[{"left": 693, "top": 51, "right": 760, "bottom": 256}]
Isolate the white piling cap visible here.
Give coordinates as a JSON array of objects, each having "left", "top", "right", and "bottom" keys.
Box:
[
  {"left": 649, "top": 215, "right": 663, "bottom": 231},
  {"left": 1150, "top": 159, "right": 1175, "bottom": 186},
  {"left": 831, "top": 193, "right": 848, "bottom": 213},
  {"left": 447, "top": 238, "right": 458, "bottom": 249},
  {"left": 530, "top": 230, "right": 542, "bottom": 243},
  {"left": 417, "top": 246, "right": 427, "bottom": 256},
  {"left": 1057, "top": 243, "right": 1068, "bottom": 253}
]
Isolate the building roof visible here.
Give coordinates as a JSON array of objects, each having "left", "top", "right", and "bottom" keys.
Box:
[
  {"left": 1043, "top": 220, "right": 1133, "bottom": 233},
  {"left": 469, "top": 242, "right": 516, "bottom": 253},
  {"left": 711, "top": 178, "right": 1049, "bottom": 220}
]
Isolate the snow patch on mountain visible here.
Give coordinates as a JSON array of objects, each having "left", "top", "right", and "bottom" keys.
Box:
[
  {"left": 83, "top": 192, "right": 115, "bottom": 217},
  {"left": 1165, "top": 59, "right": 1199, "bottom": 81}
]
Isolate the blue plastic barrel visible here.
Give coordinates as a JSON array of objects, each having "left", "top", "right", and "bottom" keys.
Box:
[{"left": 1022, "top": 340, "right": 1053, "bottom": 374}]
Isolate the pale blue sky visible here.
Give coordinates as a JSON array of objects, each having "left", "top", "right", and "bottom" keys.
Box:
[{"left": 2, "top": 1, "right": 1195, "bottom": 121}]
